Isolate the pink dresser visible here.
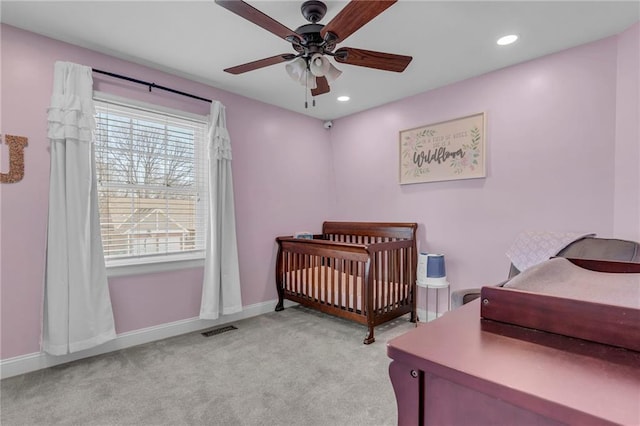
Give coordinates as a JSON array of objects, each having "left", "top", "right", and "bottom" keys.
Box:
[{"left": 387, "top": 295, "right": 640, "bottom": 425}]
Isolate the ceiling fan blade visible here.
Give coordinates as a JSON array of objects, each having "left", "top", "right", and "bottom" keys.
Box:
[
  {"left": 311, "top": 76, "right": 330, "bottom": 96},
  {"left": 334, "top": 47, "right": 412, "bottom": 72},
  {"left": 320, "top": 0, "right": 396, "bottom": 44},
  {"left": 215, "top": 0, "right": 301, "bottom": 42},
  {"left": 224, "top": 54, "right": 297, "bottom": 75}
]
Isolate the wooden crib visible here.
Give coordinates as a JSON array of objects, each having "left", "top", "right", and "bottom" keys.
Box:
[{"left": 275, "top": 222, "right": 418, "bottom": 344}]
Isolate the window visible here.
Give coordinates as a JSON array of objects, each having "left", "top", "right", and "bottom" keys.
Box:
[{"left": 94, "top": 95, "right": 208, "bottom": 267}]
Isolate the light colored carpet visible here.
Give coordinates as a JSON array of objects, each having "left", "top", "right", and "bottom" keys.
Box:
[{"left": 1, "top": 306, "right": 415, "bottom": 425}]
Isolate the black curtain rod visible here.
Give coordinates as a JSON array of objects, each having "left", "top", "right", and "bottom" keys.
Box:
[{"left": 92, "top": 68, "right": 212, "bottom": 104}]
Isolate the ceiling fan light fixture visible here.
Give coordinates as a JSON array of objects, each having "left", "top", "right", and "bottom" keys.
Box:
[
  {"left": 324, "top": 62, "right": 342, "bottom": 82},
  {"left": 286, "top": 57, "right": 307, "bottom": 82},
  {"left": 309, "top": 53, "right": 330, "bottom": 77}
]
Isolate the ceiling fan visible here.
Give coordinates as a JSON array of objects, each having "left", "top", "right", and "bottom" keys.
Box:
[{"left": 215, "top": 0, "right": 413, "bottom": 98}]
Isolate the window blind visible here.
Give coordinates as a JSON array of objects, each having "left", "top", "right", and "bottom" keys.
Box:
[{"left": 94, "top": 99, "right": 208, "bottom": 264}]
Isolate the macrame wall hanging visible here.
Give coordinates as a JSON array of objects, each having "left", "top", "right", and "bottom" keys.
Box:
[{"left": 0, "top": 134, "right": 28, "bottom": 184}]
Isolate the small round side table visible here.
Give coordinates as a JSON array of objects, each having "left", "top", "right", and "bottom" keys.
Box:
[{"left": 417, "top": 278, "right": 450, "bottom": 321}]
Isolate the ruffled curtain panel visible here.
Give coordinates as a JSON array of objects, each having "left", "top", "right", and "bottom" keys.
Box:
[
  {"left": 43, "top": 61, "right": 116, "bottom": 355},
  {"left": 200, "top": 101, "right": 243, "bottom": 319}
]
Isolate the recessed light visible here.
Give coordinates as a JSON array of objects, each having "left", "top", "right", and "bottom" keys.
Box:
[
  {"left": 497, "top": 34, "right": 518, "bottom": 46},
  {"left": 337, "top": 95, "right": 350, "bottom": 102}
]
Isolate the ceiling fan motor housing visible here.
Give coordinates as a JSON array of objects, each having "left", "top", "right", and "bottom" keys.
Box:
[
  {"left": 293, "top": 23, "right": 334, "bottom": 55},
  {"left": 301, "top": 0, "right": 327, "bottom": 23}
]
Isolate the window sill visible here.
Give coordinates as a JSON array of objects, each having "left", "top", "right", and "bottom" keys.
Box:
[{"left": 106, "top": 256, "right": 205, "bottom": 278}]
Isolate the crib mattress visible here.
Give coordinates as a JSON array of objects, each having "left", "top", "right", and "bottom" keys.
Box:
[{"left": 284, "top": 265, "right": 408, "bottom": 311}]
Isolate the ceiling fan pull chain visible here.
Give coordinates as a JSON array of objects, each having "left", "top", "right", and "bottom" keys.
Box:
[{"left": 304, "top": 68, "right": 309, "bottom": 108}]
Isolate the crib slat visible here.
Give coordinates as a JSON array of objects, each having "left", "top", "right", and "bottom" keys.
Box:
[
  {"left": 324, "top": 257, "right": 333, "bottom": 304},
  {"left": 347, "top": 260, "right": 353, "bottom": 311},
  {"left": 305, "top": 253, "right": 310, "bottom": 300},
  {"left": 378, "top": 250, "right": 384, "bottom": 314},
  {"left": 402, "top": 247, "right": 408, "bottom": 304},
  {"left": 345, "top": 260, "right": 350, "bottom": 310},
  {"left": 316, "top": 255, "right": 320, "bottom": 301},
  {"left": 393, "top": 248, "right": 398, "bottom": 309},
  {"left": 292, "top": 252, "right": 297, "bottom": 295},
  {"left": 335, "top": 257, "right": 340, "bottom": 308},
  {"left": 392, "top": 252, "right": 397, "bottom": 310},
  {"left": 397, "top": 248, "right": 404, "bottom": 306},
  {"left": 371, "top": 257, "right": 376, "bottom": 314},
  {"left": 297, "top": 252, "right": 302, "bottom": 296},
  {"left": 372, "top": 251, "right": 377, "bottom": 314},
  {"left": 354, "top": 260, "right": 360, "bottom": 312},
  {"left": 308, "top": 255, "right": 312, "bottom": 300},
  {"left": 380, "top": 252, "right": 385, "bottom": 313},
  {"left": 359, "top": 261, "right": 364, "bottom": 314},
  {"left": 285, "top": 251, "right": 290, "bottom": 292},
  {"left": 292, "top": 251, "right": 297, "bottom": 294},
  {"left": 292, "top": 251, "right": 296, "bottom": 294},
  {"left": 338, "top": 258, "right": 344, "bottom": 308},
  {"left": 385, "top": 249, "right": 390, "bottom": 313},
  {"left": 318, "top": 255, "right": 321, "bottom": 302},
  {"left": 354, "top": 261, "right": 359, "bottom": 313},
  {"left": 348, "top": 259, "right": 353, "bottom": 311},
  {"left": 309, "top": 254, "right": 314, "bottom": 301},
  {"left": 378, "top": 246, "right": 384, "bottom": 312},
  {"left": 315, "top": 255, "right": 320, "bottom": 302},
  {"left": 384, "top": 249, "right": 389, "bottom": 314},
  {"left": 327, "top": 257, "right": 333, "bottom": 306},
  {"left": 370, "top": 253, "right": 375, "bottom": 315},
  {"left": 288, "top": 251, "right": 292, "bottom": 293}
]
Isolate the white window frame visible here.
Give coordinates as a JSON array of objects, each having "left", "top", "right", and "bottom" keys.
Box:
[{"left": 93, "top": 92, "right": 208, "bottom": 276}]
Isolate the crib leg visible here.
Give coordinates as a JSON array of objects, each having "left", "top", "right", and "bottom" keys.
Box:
[
  {"left": 363, "top": 327, "right": 375, "bottom": 345},
  {"left": 275, "top": 242, "right": 284, "bottom": 312},
  {"left": 275, "top": 294, "right": 284, "bottom": 312},
  {"left": 409, "top": 310, "right": 417, "bottom": 323}
]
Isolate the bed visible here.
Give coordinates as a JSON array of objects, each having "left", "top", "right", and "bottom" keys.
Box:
[{"left": 275, "top": 221, "right": 418, "bottom": 344}]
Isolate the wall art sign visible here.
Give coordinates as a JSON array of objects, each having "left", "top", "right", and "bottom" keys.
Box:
[
  {"left": 399, "top": 112, "right": 485, "bottom": 184},
  {"left": 1, "top": 134, "right": 28, "bottom": 184}
]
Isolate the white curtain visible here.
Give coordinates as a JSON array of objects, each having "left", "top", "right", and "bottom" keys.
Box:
[
  {"left": 200, "top": 101, "right": 243, "bottom": 319},
  {"left": 43, "top": 61, "right": 116, "bottom": 355}
]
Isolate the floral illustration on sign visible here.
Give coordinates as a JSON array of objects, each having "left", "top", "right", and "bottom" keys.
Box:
[
  {"left": 401, "top": 128, "right": 436, "bottom": 177},
  {"left": 450, "top": 126, "right": 481, "bottom": 174}
]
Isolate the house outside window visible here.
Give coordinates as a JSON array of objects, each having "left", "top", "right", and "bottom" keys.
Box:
[{"left": 94, "top": 94, "right": 208, "bottom": 270}]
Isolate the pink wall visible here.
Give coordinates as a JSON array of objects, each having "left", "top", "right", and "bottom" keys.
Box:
[
  {"left": 0, "top": 24, "right": 336, "bottom": 359},
  {"left": 2, "top": 22, "right": 638, "bottom": 360},
  {"left": 614, "top": 23, "right": 640, "bottom": 241},
  {"left": 328, "top": 32, "right": 634, "bottom": 312}
]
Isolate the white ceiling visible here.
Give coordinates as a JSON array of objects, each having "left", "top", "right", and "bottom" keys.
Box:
[{"left": 2, "top": 1, "right": 638, "bottom": 121}]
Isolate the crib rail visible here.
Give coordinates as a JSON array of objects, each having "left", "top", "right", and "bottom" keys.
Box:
[{"left": 323, "top": 221, "right": 417, "bottom": 240}]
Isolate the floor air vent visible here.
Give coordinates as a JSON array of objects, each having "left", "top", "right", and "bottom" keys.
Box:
[{"left": 201, "top": 325, "right": 238, "bottom": 337}]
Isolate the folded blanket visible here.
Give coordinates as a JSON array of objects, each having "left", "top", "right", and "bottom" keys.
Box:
[{"left": 505, "top": 231, "right": 595, "bottom": 272}]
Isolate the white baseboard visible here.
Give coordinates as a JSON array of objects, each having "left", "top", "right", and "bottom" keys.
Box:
[{"left": 1, "top": 299, "right": 297, "bottom": 380}]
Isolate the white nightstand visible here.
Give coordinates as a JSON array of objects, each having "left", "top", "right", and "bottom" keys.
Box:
[{"left": 417, "top": 278, "right": 450, "bottom": 320}]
